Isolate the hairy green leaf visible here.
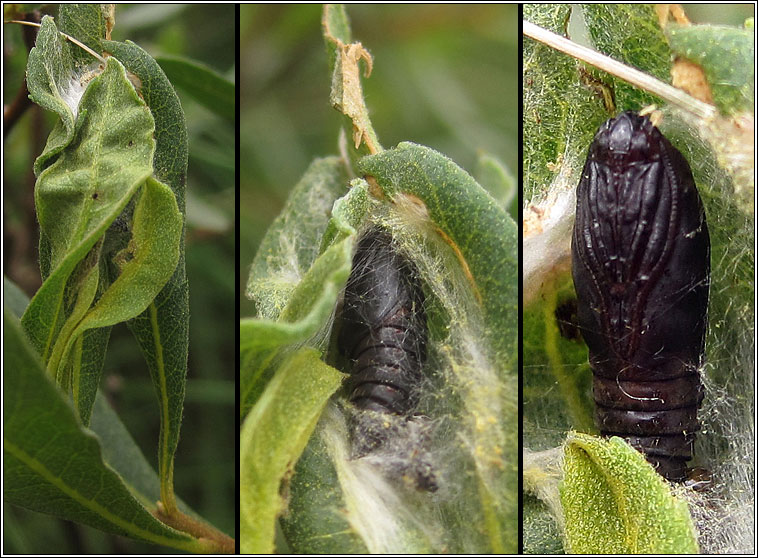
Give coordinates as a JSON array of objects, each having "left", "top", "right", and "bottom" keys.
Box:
[
  {"left": 322, "top": 4, "right": 352, "bottom": 54},
  {"left": 561, "top": 433, "right": 699, "bottom": 554},
  {"left": 279, "top": 413, "right": 368, "bottom": 554},
  {"left": 522, "top": 4, "right": 609, "bottom": 202},
  {"left": 42, "top": 4, "right": 117, "bottom": 436},
  {"left": 358, "top": 142, "right": 517, "bottom": 368},
  {"left": 12, "top": 5, "right": 233, "bottom": 552},
  {"left": 102, "top": 40, "right": 188, "bottom": 210},
  {"left": 46, "top": 251, "right": 101, "bottom": 389},
  {"left": 26, "top": 16, "right": 89, "bottom": 176},
  {"left": 58, "top": 4, "right": 110, "bottom": 68},
  {"left": 582, "top": 4, "right": 672, "bottom": 109},
  {"left": 241, "top": 156, "right": 352, "bottom": 417},
  {"left": 240, "top": 348, "right": 345, "bottom": 554},
  {"left": 666, "top": 22, "right": 755, "bottom": 114},
  {"left": 241, "top": 235, "right": 354, "bottom": 416},
  {"left": 56, "top": 178, "right": 182, "bottom": 421},
  {"left": 523, "top": 494, "right": 565, "bottom": 554},
  {"left": 246, "top": 157, "right": 349, "bottom": 319}
]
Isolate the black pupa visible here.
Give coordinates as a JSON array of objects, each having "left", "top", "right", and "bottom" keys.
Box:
[
  {"left": 338, "top": 228, "right": 427, "bottom": 416},
  {"left": 571, "top": 111, "right": 710, "bottom": 482},
  {"left": 337, "top": 228, "right": 437, "bottom": 491}
]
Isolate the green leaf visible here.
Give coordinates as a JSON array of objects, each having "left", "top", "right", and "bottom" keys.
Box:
[
  {"left": 322, "top": 4, "right": 352, "bottom": 51},
  {"left": 21, "top": 56, "right": 155, "bottom": 370},
  {"left": 523, "top": 494, "right": 565, "bottom": 554},
  {"left": 241, "top": 235, "right": 354, "bottom": 416},
  {"left": 23, "top": 49, "right": 167, "bottom": 431},
  {"left": 560, "top": 433, "right": 699, "bottom": 554},
  {"left": 89, "top": 391, "right": 166, "bottom": 509},
  {"left": 102, "top": 38, "right": 191, "bottom": 513},
  {"left": 280, "top": 423, "right": 369, "bottom": 554},
  {"left": 474, "top": 151, "right": 517, "bottom": 214},
  {"left": 75, "top": 326, "right": 112, "bottom": 423},
  {"left": 25, "top": 16, "right": 82, "bottom": 175},
  {"left": 155, "top": 55, "right": 235, "bottom": 121},
  {"left": 102, "top": 40, "right": 188, "bottom": 210},
  {"left": 282, "top": 402, "right": 461, "bottom": 554},
  {"left": 45, "top": 252, "right": 101, "bottom": 388},
  {"left": 240, "top": 159, "right": 360, "bottom": 550},
  {"left": 88, "top": 391, "right": 198, "bottom": 519},
  {"left": 666, "top": 22, "right": 755, "bottom": 114},
  {"left": 246, "top": 156, "right": 349, "bottom": 319},
  {"left": 3, "top": 276, "right": 30, "bottom": 318},
  {"left": 241, "top": 168, "right": 363, "bottom": 416},
  {"left": 358, "top": 142, "right": 517, "bottom": 368},
  {"left": 58, "top": 4, "right": 110, "bottom": 68},
  {"left": 32, "top": 5, "right": 117, "bottom": 440},
  {"left": 240, "top": 347, "right": 345, "bottom": 554},
  {"left": 582, "top": 4, "right": 673, "bottom": 109},
  {"left": 3, "top": 309, "right": 205, "bottom": 553},
  {"left": 318, "top": 176, "right": 370, "bottom": 251},
  {"left": 522, "top": 4, "right": 609, "bottom": 201},
  {"left": 53, "top": 177, "right": 182, "bottom": 422}
]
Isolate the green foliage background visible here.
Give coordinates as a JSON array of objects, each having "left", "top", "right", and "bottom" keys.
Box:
[
  {"left": 3, "top": 4, "right": 235, "bottom": 553},
  {"left": 240, "top": 4, "right": 518, "bottom": 316}
]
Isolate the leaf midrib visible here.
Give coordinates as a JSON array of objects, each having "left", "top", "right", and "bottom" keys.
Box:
[{"left": 3, "top": 438, "right": 198, "bottom": 551}]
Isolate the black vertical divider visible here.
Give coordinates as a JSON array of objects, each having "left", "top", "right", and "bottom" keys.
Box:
[
  {"left": 234, "top": 3, "right": 242, "bottom": 554},
  {"left": 517, "top": 3, "right": 525, "bottom": 555}
]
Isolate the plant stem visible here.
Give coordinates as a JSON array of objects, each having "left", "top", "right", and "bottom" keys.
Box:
[
  {"left": 8, "top": 20, "right": 107, "bottom": 64},
  {"left": 523, "top": 20, "right": 716, "bottom": 121},
  {"left": 155, "top": 502, "right": 235, "bottom": 554}
]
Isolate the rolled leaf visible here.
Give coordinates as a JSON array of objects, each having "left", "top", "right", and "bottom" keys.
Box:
[
  {"left": 102, "top": 38, "right": 191, "bottom": 512},
  {"left": 22, "top": 56, "right": 155, "bottom": 370}
]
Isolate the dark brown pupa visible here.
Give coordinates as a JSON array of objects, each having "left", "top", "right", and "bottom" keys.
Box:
[
  {"left": 571, "top": 111, "right": 710, "bottom": 481},
  {"left": 337, "top": 228, "right": 438, "bottom": 491},
  {"left": 338, "top": 228, "right": 427, "bottom": 416}
]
